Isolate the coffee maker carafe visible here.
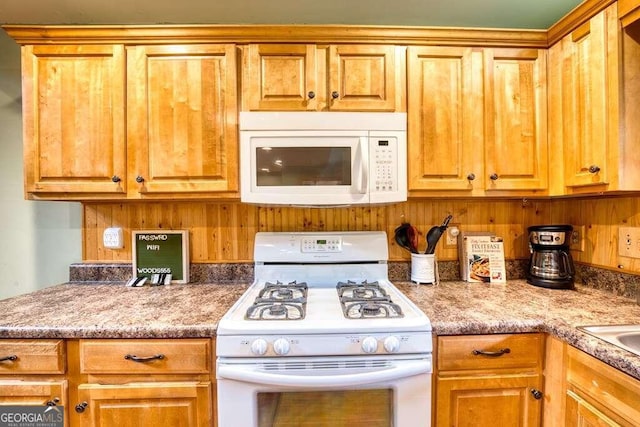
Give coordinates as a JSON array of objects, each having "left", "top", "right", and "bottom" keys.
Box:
[{"left": 526, "top": 225, "right": 575, "bottom": 289}]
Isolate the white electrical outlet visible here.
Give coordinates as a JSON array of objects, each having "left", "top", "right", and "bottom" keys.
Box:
[{"left": 103, "top": 227, "right": 124, "bottom": 249}]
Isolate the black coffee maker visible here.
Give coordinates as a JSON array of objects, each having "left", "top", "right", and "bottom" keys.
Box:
[{"left": 526, "top": 225, "right": 575, "bottom": 289}]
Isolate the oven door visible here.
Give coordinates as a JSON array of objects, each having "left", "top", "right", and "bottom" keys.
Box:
[
  {"left": 240, "top": 130, "right": 370, "bottom": 206},
  {"left": 216, "top": 355, "right": 432, "bottom": 427}
]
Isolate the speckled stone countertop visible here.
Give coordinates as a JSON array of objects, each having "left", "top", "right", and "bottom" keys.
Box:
[{"left": 1, "top": 279, "right": 640, "bottom": 381}]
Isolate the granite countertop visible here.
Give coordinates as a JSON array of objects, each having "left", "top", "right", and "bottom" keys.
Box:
[{"left": 0, "top": 279, "right": 639, "bottom": 380}]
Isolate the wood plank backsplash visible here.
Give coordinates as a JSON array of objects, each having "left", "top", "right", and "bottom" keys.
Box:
[
  {"left": 83, "top": 199, "right": 552, "bottom": 263},
  {"left": 82, "top": 196, "right": 640, "bottom": 274}
]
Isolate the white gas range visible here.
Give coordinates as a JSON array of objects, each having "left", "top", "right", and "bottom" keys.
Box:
[{"left": 216, "top": 231, "right": 433, "bottom": 427}]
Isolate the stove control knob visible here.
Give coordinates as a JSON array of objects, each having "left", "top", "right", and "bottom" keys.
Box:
[
  {"left": 273, "top": 338, "right": 291, "bottom": 355},
  {"left": 383, "top": 336, "right": 401, "bottom": 353},
  {"left": 250, "top": 338, "right": 268, "bottom": 356},
  {"left": 361, "top": 336, "right": 379, "bottom": 353}
]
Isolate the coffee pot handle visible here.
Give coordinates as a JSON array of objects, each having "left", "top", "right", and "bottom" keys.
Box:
[{"left": 560, "top": 250, "right": 575, "bottom": 276}]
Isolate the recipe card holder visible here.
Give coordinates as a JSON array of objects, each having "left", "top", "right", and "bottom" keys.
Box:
[{"left": 410, "top": 253, "right": 439, "bottom": 285}]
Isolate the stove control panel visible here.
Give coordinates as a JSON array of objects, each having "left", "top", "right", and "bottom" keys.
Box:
[{"left": 301, "top": 236, "right": 342, "bottom": 253}]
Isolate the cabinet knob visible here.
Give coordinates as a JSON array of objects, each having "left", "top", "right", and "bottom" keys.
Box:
[
  {"left": 331, "top": 91, "right": 339, "bottom": 99},
  {"left": 75, "top": 401, "right": 88, "bottom": 413},
  {"left": 111, "top": 175, "right": 121, "bottom": 183},
  {"left": 46, "top": 397, "right": 60, "bottom": 406},
  {"left": 467, "top": 173, "right": 476, "bottom": 181},
  {"left": 588, "top": 165, "right": 601, "bottom": 174},
  {"left": 530, "top": 389, "right": 543, "bottom": 400},
  {"left": 489, "top": 173, "right": 499, "bottom": 181},
  {"left": 135, "top": 176, "right": 145, "bottom": 183},
  {"left": 308, "top": 91, "right": 315, "bottom": 99}
]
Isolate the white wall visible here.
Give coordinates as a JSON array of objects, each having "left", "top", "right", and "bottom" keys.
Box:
[{"left": 0, "top": 30, "right": 82, "bottom": 300}]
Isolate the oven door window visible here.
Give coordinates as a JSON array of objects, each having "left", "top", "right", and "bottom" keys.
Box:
[
  {"left": 257, "top": 389, "right": 393, "bottom": 426},
  {"left": 256, "top": 146, "right": 352, "bottom": 187}
]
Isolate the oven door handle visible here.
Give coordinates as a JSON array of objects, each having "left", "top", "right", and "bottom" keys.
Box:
[{"left": 217, "top": 359, "right": 431, "bottom": 388}]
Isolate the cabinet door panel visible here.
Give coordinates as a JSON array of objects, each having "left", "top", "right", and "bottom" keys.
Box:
[
  {"left": 566, "top": 390, "right": 621, "bottom": 427},
  {"left": 484, "top": 48, "right": 548, "bottom": 191},
  {"left": 562, "top": 14, "right": 610, "bottom": 187},
  {"left": 436, "top": 374, "right": 541, "bottom": 427},
  {"left": 329, "top": 45, "right": 396, "bottom": 111},
  {"left": 22, "top": 45, "right": 126, "bottom": 195},
  {"left": 76, "top": 382, "right": 211, "bottom": 427},
  {"left": 128, "top": 44, "right": 238, "bottom": 194},
  {"left": 0, "top": 380, "right": 67, "bottom": 426},
  {"left": 245, "top": 44, "right": 318, "bottom": 111},
  {"left": 407, "top": 46, "right": 482, "bottom": 192}
]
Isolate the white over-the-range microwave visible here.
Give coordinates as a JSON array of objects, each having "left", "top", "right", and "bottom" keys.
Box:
[{"left": 239, "top": 112, "right": 407, "bottom": 206}]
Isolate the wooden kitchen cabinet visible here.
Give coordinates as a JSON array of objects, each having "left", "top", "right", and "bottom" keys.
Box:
[
  {"left": 435, "top": 333, "right": 544, "bottom": 427},
  {"left": 21, "top": 44, "right": 127, "bottom": 198},
  {"left": 548, "top": 4, "right": 640, "bottom": 195},
  {"left": 619, "top": 0, "right": 640, "bottom": 27},
  {"left": 68, "top": 338, "right": 213, "bottom": 427},
  {"left": 0, "top": 340, "right": 68, "bottom": 425},
  {"left": 407, "top": 46, "right": 547, "bottom": 196},
  {"left": 243, "top": 44, "right": 402, "bottom": 111},
  {"left": 565, "top": 344, "right": 640, "bottom": 426},
  {"left": 127, "top": 44, "right": 239, "bottom": 197}
]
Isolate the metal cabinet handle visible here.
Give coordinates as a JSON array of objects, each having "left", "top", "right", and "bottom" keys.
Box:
[
  {"left": 588, "top": 165, "right": 601, "bottom": 174},
  {"left": 489, "top": 173, "right": 499, "bottom": 181},
  {"left": 331, "top": 91, "right": 339, "bottom": 99},
  {"left": 75, "top": 402, "right": 88, "bottom": 413},
  {"left": 111, "top": 175, "right": 121, "bottom": 183},
  {"left": 124, "top": 353, "right": 165, "bottom": 363},
  {"left": 472, "top": 348, "right": 511, "bottom": 357},
  {"left": 46, "top": 397, "right": 60, "bottom": 406},
  {"left": 467, "top": 173, "right": 476, "bottom": 181},
  {"left": 308, "top": 91, "right": 315, "bottom": 99},
  {"left": 530, "top": 389, "right": 543, "bottom": 400},
  {"left": 0, "top": 355, "right": 18, "bottom": 362},
  {"left": 135, "top": 176, "right": 145, "bottom": 183}
]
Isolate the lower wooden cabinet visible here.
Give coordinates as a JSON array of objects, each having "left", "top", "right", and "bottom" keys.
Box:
[
  {"left": 68, "top": 338, "right": 214, "bottom": 427},
  {"left": 565, "top": 344, "right": 640, "bottom": 426},
  {"left": 435, "top": 333, "right": 544, "bottom": 427}
]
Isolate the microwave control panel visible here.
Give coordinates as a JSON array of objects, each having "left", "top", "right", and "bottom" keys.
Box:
[{"left": 371, "top": 137, "right": 398, "bottom": 193}]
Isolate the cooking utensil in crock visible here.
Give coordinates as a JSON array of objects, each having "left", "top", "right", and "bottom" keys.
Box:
[
  {"left": 394, "top": 223, "right": 418, "bottom": 254},
  {"left": 425, "top": 214, "right": 453, "bottom": 254}
]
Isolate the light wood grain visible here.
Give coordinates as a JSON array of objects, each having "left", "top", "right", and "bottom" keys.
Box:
[{"left": 0, "top": 339, "right": 65, "bottom": 374}]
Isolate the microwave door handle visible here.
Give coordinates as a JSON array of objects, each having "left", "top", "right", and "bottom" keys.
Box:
[
  {"left": 355, "top": 137, "right": 368, "bottom": 194},
  {"left": 217, "top": 359, "right": 431, "bottom": 388}
]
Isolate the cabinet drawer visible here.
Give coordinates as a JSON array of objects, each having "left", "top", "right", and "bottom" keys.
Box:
[
  {"left": 0, "top": 339, "right": 65, "bottom": 374},
  {"left": 79, "top": 339, "right": 210, "bottom": 374},
  {"left": 437, "top": 333, "right": 543, "bottom": 371}
]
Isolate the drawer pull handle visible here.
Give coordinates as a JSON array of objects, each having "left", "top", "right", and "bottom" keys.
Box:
[
  {"left": 46, "top": 397, "right": 60, "bottom": 406},
  {"left": 75, "top": 402, "right": 88, "bottom": 413},
  {"left": 472, "top": 348, "right": 511, "bottom": 357},
  {"left": 530, "top": 388, "right": 543, "bottom": 400},
  {"left": 124, "top": 353, "right": 165, "bottom": 363},
  {"left": 0, "top": 355, "right": 18, "bottom": 362}
]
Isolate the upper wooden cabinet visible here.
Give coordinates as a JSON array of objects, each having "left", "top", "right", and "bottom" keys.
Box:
[
  {"left": 548, "top": 4, "right": 640, "bottom": 195},
  {"left": 127, "top": 44, "right": 238, "bottom": 197},
  {"left": 243, "top": 44, "right": 403, "bottom": 112},
  {"left": 619, "top": 0, "right": 640, "bottom": 27},
  {"left": 21, "top": 45, "right": 127, "bottom": 198},
  {"left": 407, "top": 46, "right": 548, "bottom": 196}
]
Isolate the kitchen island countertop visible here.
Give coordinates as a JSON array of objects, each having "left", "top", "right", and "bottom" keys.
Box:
[{"left": 0, "top": 279, "right": 639, "bottom": 380}]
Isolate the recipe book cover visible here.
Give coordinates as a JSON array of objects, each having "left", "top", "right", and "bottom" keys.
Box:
[{"left": 461, "top": 235, "right": 506, "bottom": 283}]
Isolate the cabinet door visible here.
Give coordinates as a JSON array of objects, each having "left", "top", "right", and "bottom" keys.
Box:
[
  {"left": 483, "top": 48, "right": 548, "bottom": 191},
  {"left": 407, "top": 46, "right": 483, "bottom": 193},
  {"left": 244, "top": 44, "right": 318, "bottom": 111},
  {"left": 328, "top": 45, "right": 397, "bottom": 111},
  {"left": 436, "top": 374, "right": 542, "bottom": 427},
  {"left": 22, "top": 45, "right": 126, "bottom": 196},
  {"left": 0, "top": 380, "right": 67, "bottom": 425},
  {"left": 76, "top": 382, "right": 211, "bottom": 427},
  {"left": 127, "top": 44, "right": 238, "bottom": 195},
  {"left": 566, "top": 390, "right": 621, "bottom": 427},
  {"left": 562, "top": 9, "right": 614, "bottom": 188}
]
